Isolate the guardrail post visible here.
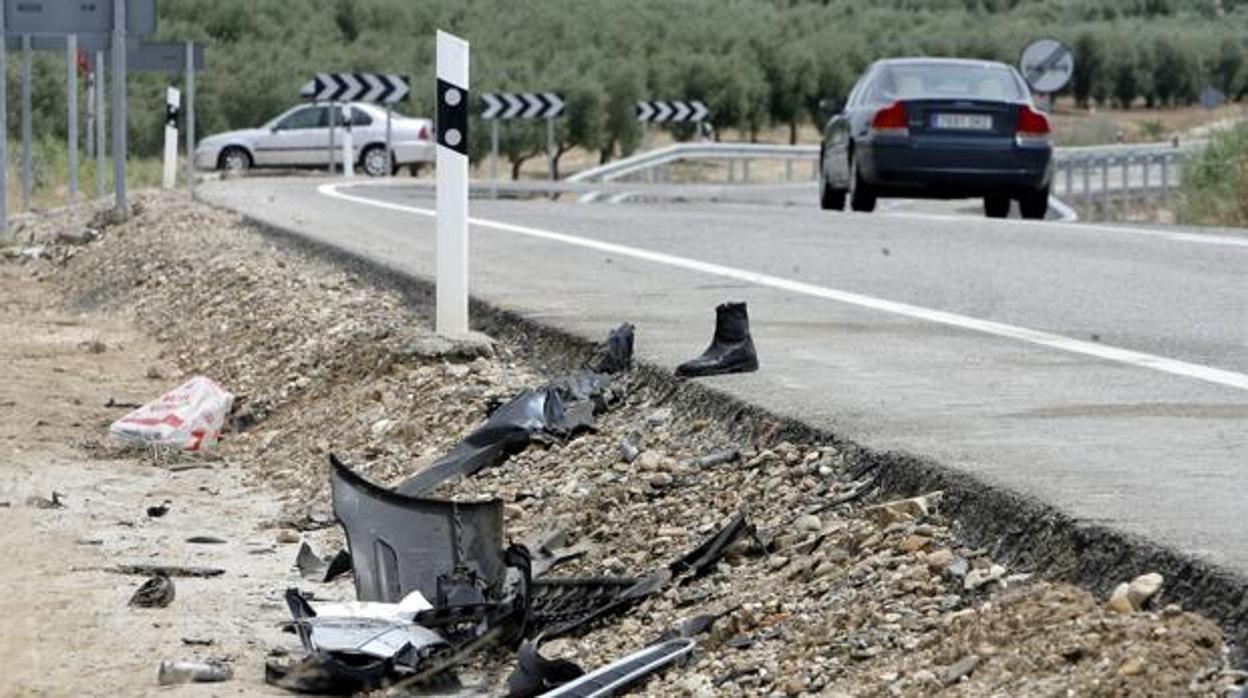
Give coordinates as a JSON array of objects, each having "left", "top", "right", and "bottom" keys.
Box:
[
  {"left": 1064, "top": 160, "right": 1073, "bottom": 199},
  {"left": 728, "top": 160, "right": 735, "bottom": 184},
  {"left": 1161, "top": 154, "right": 1170, "bottom": 202},
  {"left": 1082, "top": 157, "right": 1091, "bottom": 211},
  {"left": 811, "top": 158, "right": 818, "bottom": 181},
  {"left": 785, "top": 159, "right": 793, "bottom": 182},
  {"left": 743, "top": 159, "right": 750, "bottom": 183},
  {"left": 1142, "top": 155, "right": 1151, "bottom": 201},
  {"left": 1121, "top": 155, "right": 1129, "bottom": 213},
  {"left": 1103, "top": 157, "right": 1113, "bottom": 221}
]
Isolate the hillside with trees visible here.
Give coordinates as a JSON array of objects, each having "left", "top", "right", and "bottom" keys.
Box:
[{"left": 9, "top": 0, "right": 1248, "bottom": 177}]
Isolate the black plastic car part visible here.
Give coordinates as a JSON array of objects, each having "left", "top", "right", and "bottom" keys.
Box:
[{"left": 331, "top": 454, "right": 507, "bottom": 604}]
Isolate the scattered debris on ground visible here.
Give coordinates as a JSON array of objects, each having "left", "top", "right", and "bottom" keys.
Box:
[{"left": 1, "top": 191, "right": 1242, "bottom": 696}]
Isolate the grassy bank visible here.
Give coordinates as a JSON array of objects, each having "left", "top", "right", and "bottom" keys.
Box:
[
  {"left": 1178, "top": 123, "right": 1248, "bottom": 227},
  {"left": 5, "top": 138, "right": 164, "bottom": 213}
]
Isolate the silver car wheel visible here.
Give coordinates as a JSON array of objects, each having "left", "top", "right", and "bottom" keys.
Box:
[{"left": 363, "top": 146, "right": 390, "bottom": 177}]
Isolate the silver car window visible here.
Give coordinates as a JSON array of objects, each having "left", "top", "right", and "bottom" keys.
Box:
[{"left": 276, "top": 106, "right": 326, "bottom": 131}]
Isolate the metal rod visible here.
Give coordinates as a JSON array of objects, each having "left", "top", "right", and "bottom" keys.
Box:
[
  {"left": 743, "top": 158, "right": 751, "bottom": 183},
  {"left": 1081, "top": 158, "right": 1090, "bottom": 209},
  {"left": 327, "top": 101, "right": 336, "bottom": 173},
  {"left": 96, "top": 49, "right": 106, "bottom": 198},
  {"left": 1101, "top": 157, "right": 1110, "bottom": 220},
  {"left": 1161, "top": 154, "right": 1170, "bottom": 201},
  {"left": 68, "top": 34, "right": 79, "bottom": 202},
  {"left": 785, "top": 159, "right": 793, "bottom": 182},
  {"left": 112, "top": 0, "right": 127, "bottom": 220},
  {"left": 547, "top": 116, "right": 556, "bottom": 181},
  {"left": 490, "top": 119, "right": 499, "bottom": 198},
  {"left": 1142, "top": 155, "right": 1151, "bottom": 200},
  {"left": 1121, "top": 155, "right": 1129, "bottom": 212},
  {"left": 385, "top": 104, "right": 393, "bottom": 177},
  {"left": 1064, "top": 160, "right": 1073, "bottom": 198},
  {"left": 186, "top": 42, "right": 195, "bottom": 198},
  {"left": 0, "top": 9, "right": 7, "bottom": 237},
  {"left": 86, "top": 67, "right": 95, "bottom": 163},
  {"left": 21, "top": 35, "right": 32, "bottom": 211}
]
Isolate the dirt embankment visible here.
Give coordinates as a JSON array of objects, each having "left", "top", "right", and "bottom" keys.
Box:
[{"left": 0, "top": 193, "right": 1242, "bottom": 696}]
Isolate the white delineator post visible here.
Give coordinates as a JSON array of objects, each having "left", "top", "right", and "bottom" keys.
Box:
[
  {"left": 162, "top": 87, "right": 180, "bottom": 189},
  {"left": 341, "top": 104, "right": 354, "bottom": 178},
  {"left": 436, "top": 30, "right": 470, "bottom": 337}
]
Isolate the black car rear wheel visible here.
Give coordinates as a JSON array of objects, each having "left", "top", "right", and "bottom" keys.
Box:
[
  {"left": 848, "top": 157, "right": 876, "bottom": 213},
  {"left": 1018, "top": 187, "right": 1049, "bottom": 220},
  {"left": 820, "top": 172, "right": 846, "bottom": 211},
  {"left": 984, "top": 194, "right": 1011, "bottom": 218}
]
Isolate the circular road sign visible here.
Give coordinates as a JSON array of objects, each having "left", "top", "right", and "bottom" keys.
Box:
[{"left": 1019, "top": 38, "right": 1074, "bottom": 94}]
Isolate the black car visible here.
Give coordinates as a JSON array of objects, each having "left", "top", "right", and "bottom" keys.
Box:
[{"left": 819, "top": 57, "right": 1053, "bottom": 219}]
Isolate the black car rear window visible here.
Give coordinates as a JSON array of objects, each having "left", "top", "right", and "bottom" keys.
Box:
[{"left": 877, "top": 63, "right": 1024, "bottom": 102}]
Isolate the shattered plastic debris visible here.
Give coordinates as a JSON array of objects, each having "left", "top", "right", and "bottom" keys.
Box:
[
  {"left": 675, "top": 302, "right": 759, "bottom": 378},
  {"left": 541, "top": 638, "right": 696, "bottom": 697},
  {"left": 396, "top": 324, "right": 634, "bottom": 496},
  {"left": 507, "top": 637, "right": 586, "bottom": 697},
  {"left": 294, "top": 541, "right": 352, "bottom": 583},
  {"left": 157, "top": 659, "right": 233, "bottom": 685},
  {"left": 331, "top": 454, "right": 508, "bottom": 605},
  {"left": 587, "top": 322, "right": 635, "bottom": 374},
  {"left": 284, "top": 589, "right": 447, "bottom": 660},
  {"left": 109, "top": 376, "right": 234, "bottom": 451},
  {"left": 129, "top": 574, "right": 175, "bottom": 608}
]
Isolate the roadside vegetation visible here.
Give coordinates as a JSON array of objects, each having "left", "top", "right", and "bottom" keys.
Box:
[
  {"left": 6, "top": 0, "right": 1248, "bottom": 178},
  {"left": 2, "top": 139, "right": 163, "bottom": 212},
  {"left": 1178, "top": 121, "right": 1248, "bottom": 226}
]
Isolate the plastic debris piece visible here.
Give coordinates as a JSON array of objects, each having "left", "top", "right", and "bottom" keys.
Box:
[
  {"left": 675, "top": 302, "right": 759, "bottom": 378},
  {"left": 541, "top": 638, "right": 695, "bottom": 697},
  {"left": 587, "top": 322, "right": 635, "bottom": 374},
  {"left": 129, "top": 574, "right": 175, "bottom": 608},
  {"left": 157, "top": 659, "right": 233, "bottom": 685},
  {"left": 295, "top": 541, "right": 353, "bottom": 583},
  {"left": 506, "top": 637, "right": 586, "bottom": 698},
  {"left": 109, "top": 376, "right": 234, "bottom": 451},
  {"left": 186, "top": 535, "right": 228, "bottom": 545},
  {"left": 110, "top": 563, "right": 225, "bottom": 578},
  {"left": 331, "top": 454, "right": 507, "bottom": 604}
]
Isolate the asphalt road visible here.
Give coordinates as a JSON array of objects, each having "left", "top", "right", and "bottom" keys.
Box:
[{"left": 200, "top": 177, "right": 1248, "bottom": 578}]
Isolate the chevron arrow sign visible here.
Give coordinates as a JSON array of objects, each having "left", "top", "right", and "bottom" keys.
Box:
[
  {"left": 635, "top": 100, "right": 709, "bottom": 123},
  {"left": 481, "top": 92, "right": 565, "bottom": 119},
  {"left": 301, "top": 73, "right": 410, "bottom": 104}
]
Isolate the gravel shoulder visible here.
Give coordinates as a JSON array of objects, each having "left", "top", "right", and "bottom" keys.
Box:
[{"left": 0, "top": 192, "right": 1242, "bottom": 696}]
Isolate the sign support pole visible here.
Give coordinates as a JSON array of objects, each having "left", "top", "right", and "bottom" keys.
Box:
[
  {"left": 112, "top": 0, "right": 128, "bottom": 221},
  {"left": 21, "top": 35, "right": 33, "bottom": 210},
  {"left": 0, "top": 8, "right": 8, "bottom": 238},
  {"left": 68, "top": 34, "right": 79, "bottom": 202},
  {"left": 162, "top": 87, "right": 179, "bottom": 188},
  {"left": 435, "top": 30, "right": 469, "bottom": 337},
  {"left": 96, "top": 49, "right": 106, "bottom": 198},
  {"left": 86, "top": 69, "right": 95, "bottom": 163},
  {"left": 547, "top": 116, "right": 556, "bottom": 181},
  {"left": 186, "top": 42, "right": 195, "bottom": 198},
  {"left": 327, "top": 101, "right": 336, "bottom": 174},
  {"left": 490, "top": 120, "right": 499, "bottom": 197},
  {"left": 385, "top": 104, "right": 393, "bottom": 177}
]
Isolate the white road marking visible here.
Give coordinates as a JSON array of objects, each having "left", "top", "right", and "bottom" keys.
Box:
[{"left": 320, "top": 181, "right": 1248, "bottom": 392}]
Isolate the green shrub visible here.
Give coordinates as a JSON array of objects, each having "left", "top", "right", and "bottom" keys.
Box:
[{"left": 1178, "top": 122, "right": 1248, "bottom": 226}]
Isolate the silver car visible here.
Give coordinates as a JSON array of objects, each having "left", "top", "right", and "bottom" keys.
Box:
[{"left": 193, "top": 102, "right": 434, "bottom": 177}]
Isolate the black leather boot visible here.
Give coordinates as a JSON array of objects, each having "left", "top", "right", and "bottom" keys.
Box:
[{"left": 675, "top": 302, "right": 759, "bottom": 378}]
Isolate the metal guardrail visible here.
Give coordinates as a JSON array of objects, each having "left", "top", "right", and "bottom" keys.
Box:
[
  {"left": 570, "top": 139, "right": 1201, "bottom": 220},
  {"left": 569, "top": 142, "right": 818, "bottom": 183}
]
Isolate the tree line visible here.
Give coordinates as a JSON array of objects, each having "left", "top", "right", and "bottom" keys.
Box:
[{"left": 6, "top": 0, "right": 1248, "bottom": 177}]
